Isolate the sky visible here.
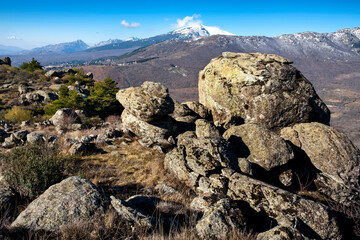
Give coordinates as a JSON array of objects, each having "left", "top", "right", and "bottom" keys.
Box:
[{"left": 1, "top": 0, "right": 359, "bottom": 49}]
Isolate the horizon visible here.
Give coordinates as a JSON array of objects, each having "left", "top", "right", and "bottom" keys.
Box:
[{"left": 1, "top": 0, "right": 360, "bottom": 49}]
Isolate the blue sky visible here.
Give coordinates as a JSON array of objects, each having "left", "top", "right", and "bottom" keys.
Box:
[{"left": 1, "top": 0, "right": 359, "bottom": 49}]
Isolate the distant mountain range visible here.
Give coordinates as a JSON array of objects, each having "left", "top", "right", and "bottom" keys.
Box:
[
  {"left": 4, "top": 24, "right": 235, "bottom": 66},
  {"left": 0, "top": 44, "right": 24, "bottom": 55},
  {"left": 20, "top": 40, "right": 89, "bottom": 55}
]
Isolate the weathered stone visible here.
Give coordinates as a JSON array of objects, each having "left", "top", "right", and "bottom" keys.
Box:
[
  {"left": 20, "top": 90, "right": 58, "bottom": 104},
  {"left": 18, "top": 84, "right": 29, "bottom": 94},
  {"left": 45, "top": 70, "right": 64, "bottom": 78},
  {"left": 11, "top": 176, "right": 108, "bottom": 232},
  {"left": 85, "top": 72, "right": 93, "bottom": 79},
  {"left": 165, "top": 131, "right": 235, "bottom": 190},
  {"left": 281, "top": 122, "right": 360, "bottom": 204},
  {"left": 256, "top": 226, "right": 310, "bottom": 240},
  {"left": 278, "top": 169, "right": 294, "bottom": 187},
  {"left": 197, "top": 174, "right": 228, "bottom": 194},
  {"left": 116, "top": 81, "right": 174, "bottom": 122},
  {"left": 110, "top": 195, "right": 156, "bottom": 228},
  {"left": 196, "top": 198, "right": 246, "bottom": 240},
  {"left": 190, "top": 196, "right": 213, "bottom": 212},
  {"left": 26, "top": 132, "right": 44, "bottom": 144},
  {"left": 183, "top": 101, "right": 210, "bottom": 119},
  {"left": 228, "top": 173, "right": 342, "bottom": 239},
  {"left": 223, "top": 124, "right": 294, "bottom": 171},
  {"left": 199, "top": 52, "right": 330, "bottom": 129},
  {"left": 2, "top": 136, "right": 17, "bottom": 148},
  {"left": 121, "top": 109, "right": 177, "bottom": 141},
  {"left": 69, "top": 142, "right": 98, "bottom": 156},
  {"left": 49, "top": 108, "right": 81, "bottom": 126},
  {"left": 195, "top": 119, "right": 222, "bottom": 140}
]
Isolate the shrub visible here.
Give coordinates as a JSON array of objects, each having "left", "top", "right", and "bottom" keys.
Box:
[
  {"left": 0, "top": 143, "right": 65, "bottom": 200},
  {"left": 4, "top": 106, "right": 33, "bottom": 123},
  {"left": 85, "top": 78, "right": 122, "bottom": 117},
  {"left": 19, "top": 58, "right": 43, "bottom": 72},
  {"left": 44, "top": 86, "right": 85, "bottom": 115}
]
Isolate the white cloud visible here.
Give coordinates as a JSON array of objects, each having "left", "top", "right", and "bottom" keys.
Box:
[
  {"left": 7, "top": 36, "right": 22, "bottom": 40},
  {"left": 121, "top": 20, "right": 140, "bottom": 29},
  {"left": 175, "top": 14, "right": 202, "bottom": 28}
]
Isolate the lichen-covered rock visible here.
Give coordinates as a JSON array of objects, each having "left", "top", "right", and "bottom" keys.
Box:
[
  {"left": 199, "top": 52, "right": 330, "bottom": 129},
  {"left": 45, "top": 70, "right": 65, "bottom": 78},
  {"left": 20, "top": 90, "right": 58, "bottom": 104},
  {"left": 49, "top": 108, "right": 81, "bottom": 126},
  {"left": 195, "top": 198, "right": 246, "bottom": 240},
  {"left": 281, "top": 122, "right": 360, "bottom": 204},
  {"left": 195, "top": 119, "right": 222, "bottom": 140},
  {"left": 183, "top": 101, "right": 210, "bottom": 119},
  {"left": 223, "top": 124, "right": 294, "bottom": 171},
  {"left": 110, "top": 196, "right": 155, "bottom": 228},
  {"left": 121, "top": 109, "right": 177, "bottom": 140},
  {"left": 18, "top": 84, "right": 29, "bottom": 94},
  {"left": 164, "top": 131, "right": 235, "bottom": 192},
  {"left": 171, "top": 100, "right": 197, "bottom": 121},
  {"left": 11, "top": 176, "right": 109, "bottom": 232},
  {"left": 256, "top": 226, "right": 310, "bottom": 240},
  {"left": 228, "top": 173, "right": 342, "bottom": 239},
  {"left": 69, "top": 142, "right": 98, "bottom": 156},
  {"left": 26, "top": 131, "right": 44, "bottom": 144},
  {"left": 116, "top": 81, "right": 174, "bottom": 122}
]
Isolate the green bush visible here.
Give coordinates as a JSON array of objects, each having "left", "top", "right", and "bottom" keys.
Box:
[
  {"left": 44, "top": 78, "right": 122, "bottom": 118},
  {"left": 84, "top": 78, "right": 122, "bottom": 117},
  {"left": 19, "top": 58, "right": 43, "bottom": 72},
  {"left": 4, "top": 106, "right": 33, "bottom": 123},
  {"left": 0, "top": 143, "right": 65, "bottom": 200},
  {"left": 44, "top": 86, "right": 85, "bottom": 115}
]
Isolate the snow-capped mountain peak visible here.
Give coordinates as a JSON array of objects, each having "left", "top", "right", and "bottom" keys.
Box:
[
  {"left": 125, "top": 37, "right": 140, "bottom": 41},
  {"left": 93, "top": 39, "right": 123, "bottom": 47},
  {"left": 173, "top": 24, "right": 234, "bottom": 37}
]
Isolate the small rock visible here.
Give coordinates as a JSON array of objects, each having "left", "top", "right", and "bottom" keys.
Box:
[{"left": 26, "top": 132, "right": 44, "bottom": 144}]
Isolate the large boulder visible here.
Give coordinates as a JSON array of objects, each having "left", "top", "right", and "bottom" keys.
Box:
[
  {"left": 223, "top": 124, "right": 294, "bottom": 171},
  {"left": 11, "top": 176, "right": 109, "bottom": 232},
  {"left": 281, "top": 122, "right": 360, "bottom": 204},
  {"left": 49, "top": 108, "right": 81, "bottom": 126},
  {"left": 198, "top": 52, "right": 330, "bottom": 129},
  {"left": 116, "top": 81, "right": 174, "bottom": 122}
]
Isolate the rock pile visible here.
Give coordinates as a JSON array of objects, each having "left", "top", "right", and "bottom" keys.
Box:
[{"left": 163, "top": 52, "right": 360, "bottom": 239}]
